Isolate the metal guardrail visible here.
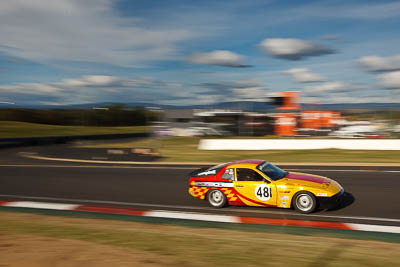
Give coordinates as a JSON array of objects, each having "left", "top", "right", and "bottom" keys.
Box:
[{"left": 199, "top": 139, "right": 400, "bottom": 150}]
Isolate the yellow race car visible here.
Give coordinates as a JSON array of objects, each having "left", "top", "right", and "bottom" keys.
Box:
[{"left": 188, "top": 160, "right": 344, "bottom": 213}]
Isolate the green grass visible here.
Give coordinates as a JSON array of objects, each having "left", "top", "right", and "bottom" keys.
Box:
[
  {"left": 2, "top": 121, "right": 399, "bottom": 164},
  {"left": 81, "top": 136, "right": 400, "bottom": 164},
  {"left": 0, "top": 121, "right": 148, "bottom": 138},
  {"left": 1, "top": 211, "right": 399, "bottom": 266}
]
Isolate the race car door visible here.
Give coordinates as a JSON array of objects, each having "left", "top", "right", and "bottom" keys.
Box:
[{"left": 234, "top": 168, "right": 277, "bottom": 206}]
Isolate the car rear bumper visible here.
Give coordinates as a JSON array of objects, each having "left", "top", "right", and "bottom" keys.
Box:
[{"left": 317, "top": 189, "right": 344, "bottom": 210}]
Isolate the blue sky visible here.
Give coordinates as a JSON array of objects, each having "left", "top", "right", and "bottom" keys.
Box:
[{"left": 1, "top": 0, "right": 400, "bottom": 106}]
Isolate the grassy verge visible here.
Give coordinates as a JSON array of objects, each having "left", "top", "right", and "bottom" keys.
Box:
[
  {"left": 81, "top": 137, "right": 400, "bottom": 164},
  {"left": 0, "top": 211, "right": 399, "bottom": 266},
  {"left": 0, "top": 121, "right": 148, "bottom": 138}
]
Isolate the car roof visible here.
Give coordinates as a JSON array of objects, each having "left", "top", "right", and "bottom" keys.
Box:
[{"left": 225, "top": 159, "right": 264, "bottom": 168}]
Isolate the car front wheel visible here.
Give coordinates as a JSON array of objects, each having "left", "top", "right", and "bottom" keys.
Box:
[
  {"left": 207, "top": 189, "right": 227, "bottom": 208},
  {"left": 293, "top": 191, "right": 317, "bottom": 214}
]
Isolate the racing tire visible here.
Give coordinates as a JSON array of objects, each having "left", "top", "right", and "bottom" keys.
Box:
[
  {"left": 292, "top": 191, "right": 317, "bottom": 214},
  {"left": 207, "top": 189, "right": 227, "bottom": 208}
]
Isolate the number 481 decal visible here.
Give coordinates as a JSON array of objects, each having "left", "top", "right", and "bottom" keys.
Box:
[{"left": 255, "top": 184, "right": 272, "bottom": 201}]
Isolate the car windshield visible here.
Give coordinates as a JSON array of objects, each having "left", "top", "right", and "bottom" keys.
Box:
[{"left": 256, "top": 161, "right": 287, "bottom": 181}]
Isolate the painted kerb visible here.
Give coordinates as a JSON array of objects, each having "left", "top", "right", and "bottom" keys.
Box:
[{"left": 1, "top": 200, "right": 399, "bottom": 234}]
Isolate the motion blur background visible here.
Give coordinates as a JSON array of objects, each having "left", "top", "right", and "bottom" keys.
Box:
[
  {"left": 1, "top": 1, "right": 400, "bottom": 266},
  {"left": 1, "top": 0, "right": 399, "bottom": 140}
]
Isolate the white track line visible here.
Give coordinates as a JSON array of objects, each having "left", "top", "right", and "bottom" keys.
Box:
[
  {"left": 0, "top": 194, "right": 399, "bottom": 224},
  {"left": 1, "top": 164, "right": 400, "bottom": 173},
  {"left": 18, "top": 153, "right": 400, "bottom": 169},
  {"left": 0, "top": 164, "right": 195, "bottom": 170},
  {"left": 19, "top": 153, "right": 214, "bottom": 165},
  {"left": 291, "top": 213, "right": 400, "bottom": 223}
]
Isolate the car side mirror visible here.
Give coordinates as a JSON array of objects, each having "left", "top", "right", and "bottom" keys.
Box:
[{"left": 263, "top": 179, "right": 270, "bottom": 184}]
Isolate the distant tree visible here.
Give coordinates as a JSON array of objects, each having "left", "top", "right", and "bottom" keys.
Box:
[{"left": 0, "top": 105, "right": 158, "bottom": 126}]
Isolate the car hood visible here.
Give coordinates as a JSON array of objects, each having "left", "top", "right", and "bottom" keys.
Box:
[{"left": 281, "top": 172, "right": 332, "bottom": 190}]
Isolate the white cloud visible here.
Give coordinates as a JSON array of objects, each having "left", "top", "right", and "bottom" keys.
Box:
[
  {"left": 303, "top": 89, "right": 398, "bottom": 104},
  {"left": 259, "top": 38, "right": 334, "bottom": 60},
  {"left": 199, "top": 79, "right": 267, "bottom": 102},
  {"left": 231, "top": 86, "right": 266, "bottom": 101},
  {"left": 0, "top": 83, "right": 61, "bottom": 95},
  {"left": 283, "top": 68, "right": 325, "bottom": 83},
  {"left": 0, "top": 0, "right": 194, "bottom": 67},
  {"left": 302, "top": 95, "right": 357, "bottom": 104},
  {"left": 64, "top": 75, "right": 121, "bottom": 87},
  {"left": 359, "top": 55, "right": 400, "bottom": 72},
  {"left": 0, "top": 75, "right": 191, "bottom": 104},
  {"left": 230, "top": 79, "right": 268, "bottom": 101},
  {"left": 303, "top": 82, "right": 356, "bottom": 94},
  {"left": 378, "top": 71, "right": 400, "bottom": 89},
  {"left": 193, "top": 94, "right": 221, "bottom": 105},
  {"left": 189, "top": 50, "right": 249, "bottom": 67}
]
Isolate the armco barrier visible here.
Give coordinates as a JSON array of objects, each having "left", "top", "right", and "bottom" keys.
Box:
[{"left": 198, "top": 139, "right": 400, "bottom": 150}]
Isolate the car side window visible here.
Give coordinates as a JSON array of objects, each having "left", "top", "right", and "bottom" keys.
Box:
[
  {"left": 221, "top": 168, "right": 234, "bottom": 180},
  {"left": 236, "top": 168, "right": 265, "bottom": 182}
]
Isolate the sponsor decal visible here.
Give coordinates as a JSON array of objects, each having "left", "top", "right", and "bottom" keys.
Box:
[
  {"left": 280, "top": 196, "right": 289, "bottom": 200},
  {"left": 317, "top": 192, "right": 328, "bottom": 197},
  {"left": 235, "top": 192, "right": 275, "bottom": 207},
  {"left": 197, "top": 170, "right": 217, "bottom": 176},
  {"left": 194, "top": 181, "right": 234, "bottom": 188},
  {"left": 281, "top": 201, "right": 287, "bottom": 205},
  {"left": 254, "top": 184, "right": 272, "bottom": 201}
]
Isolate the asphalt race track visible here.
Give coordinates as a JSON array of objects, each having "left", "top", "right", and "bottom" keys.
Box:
[{"left": 0, "top": 145, "right": 399, "bottom": 227}]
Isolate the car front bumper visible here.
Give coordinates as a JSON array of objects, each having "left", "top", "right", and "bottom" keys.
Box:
[{"left": 317, "top": 188, "right": 344, "bottom": 210}]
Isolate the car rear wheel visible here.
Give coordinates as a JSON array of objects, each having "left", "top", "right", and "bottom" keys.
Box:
[
  {"left": 207, "top": 189, "right": 227, "bottom": 208},
  {"left": 293, "top": 191, "right": 317, "bottom": 214}
]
